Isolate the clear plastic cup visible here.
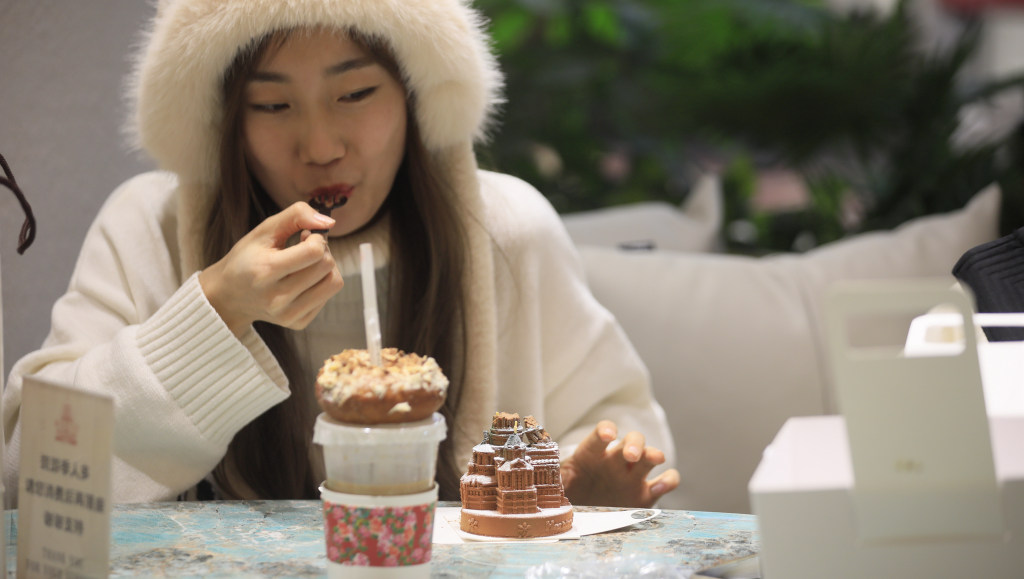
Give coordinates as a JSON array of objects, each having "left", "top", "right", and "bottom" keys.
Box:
[{"left": 313, "top": 412, "right": 446, "bottom": 495}]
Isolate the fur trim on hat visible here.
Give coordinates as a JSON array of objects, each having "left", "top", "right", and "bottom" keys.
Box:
[
  {"left": 126, "top": 0, "right": 504, "bottom": 281},
  {"left": 127, "top": 0, "right": 504, "bottom": 186}
]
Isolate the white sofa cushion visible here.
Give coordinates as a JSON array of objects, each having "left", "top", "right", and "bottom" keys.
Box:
[
  {"left": 577, "top": 184, "right": 1001, "bottom": 514},
  {"left": 562, "top": 174, "right": 722, "bottom": 252}
]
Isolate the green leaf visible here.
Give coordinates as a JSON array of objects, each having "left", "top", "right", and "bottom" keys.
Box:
[
  {"left": 490, "top": 9, "right": 533, "bottom": 52},
  {"left": 583, "top": 1, "right": 624, "bottom": 47},
  {"left": 545, "top": 14, "right": 572, "bottom": 47}
]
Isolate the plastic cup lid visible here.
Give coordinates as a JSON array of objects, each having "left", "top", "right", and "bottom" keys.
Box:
[
  {"left": 313, "top": 412, "right": 447, "bottom": 446},
  {"left": 319, "top": 484, "right": 438, "bottom": 506}
]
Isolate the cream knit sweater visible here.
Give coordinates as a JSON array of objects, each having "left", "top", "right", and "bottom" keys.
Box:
[
  {"left": 3, "top": 169, "right": 673, "bottom": 502},
  {"left": 3, "top": 0, "right": 673, "bottom": 502}
]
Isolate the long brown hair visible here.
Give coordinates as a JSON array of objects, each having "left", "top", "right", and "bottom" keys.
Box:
[{"left": 207, "top": 27, "right": 468, "bottom": 500}]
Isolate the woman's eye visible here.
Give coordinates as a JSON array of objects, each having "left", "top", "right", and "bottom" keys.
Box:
[
  {"left": 339, "top": 87, "right": 377, "bottom": 102},
  {"left": 249, "top": 103, "right": 289, "bottom": 113}
]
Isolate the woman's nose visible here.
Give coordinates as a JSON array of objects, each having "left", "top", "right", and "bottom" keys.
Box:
[{"left": 300, "top": 112, "right": 345, "bottom": 166}]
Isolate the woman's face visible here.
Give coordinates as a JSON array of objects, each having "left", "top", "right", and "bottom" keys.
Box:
[{"left": 242, "top": 28, "right": 408, "bottom": 237}]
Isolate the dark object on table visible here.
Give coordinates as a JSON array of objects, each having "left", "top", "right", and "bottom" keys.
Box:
[{"left": 953, "top": 226, "right": 1024, "bottom": 341}]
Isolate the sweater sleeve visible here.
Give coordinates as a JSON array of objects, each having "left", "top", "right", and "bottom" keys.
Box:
[
  {"left": 481, "top": 171, "right": 676, "bottom": 468},
  {"left": 3, "top": 173, "right": 289, "bottom": 504}
]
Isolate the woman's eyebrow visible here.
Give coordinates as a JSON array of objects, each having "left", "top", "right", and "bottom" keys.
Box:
[
  {"left": 250, "top": 57, "right": 376, "bottom": 84},
  {"left": 325, "top": 56, "right": 375, "bottom": 76}
]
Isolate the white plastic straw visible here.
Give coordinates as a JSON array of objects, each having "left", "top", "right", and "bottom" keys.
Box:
[{"left": 359, "top": 243, "right": 383, "bottom": 366}]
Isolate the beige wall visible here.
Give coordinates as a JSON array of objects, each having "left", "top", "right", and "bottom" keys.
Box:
[{"left": 0, "top": 1, "right": 156, "bottom": 379}]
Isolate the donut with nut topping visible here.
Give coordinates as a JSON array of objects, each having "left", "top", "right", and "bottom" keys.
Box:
[{"left": 315, "top": 348, "right": 448, "bottom": 424}]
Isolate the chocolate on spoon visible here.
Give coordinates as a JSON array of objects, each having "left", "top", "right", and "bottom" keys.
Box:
[{"left": 309, "top": 194, "right": 348, "bottom": 235}]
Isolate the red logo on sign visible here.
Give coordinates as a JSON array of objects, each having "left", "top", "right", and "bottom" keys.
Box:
[{"left": 55, "top": 403, "right": 78, "bottom": 445}]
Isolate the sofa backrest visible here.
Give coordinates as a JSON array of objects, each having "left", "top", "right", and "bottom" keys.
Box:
[{"left": 574, "top": 184, "right": 1002, "bottom": 513}]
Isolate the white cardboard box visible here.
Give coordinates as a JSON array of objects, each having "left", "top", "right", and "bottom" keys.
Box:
[
  {"left": 906, "top": 312, "right": 1024, "bottom": 417},
  {"left": 750, "top": 415, "right": 1024, "bottom": 578},
  {"left": 750, "top": 280, "right": 1024, "bottom": 578}
]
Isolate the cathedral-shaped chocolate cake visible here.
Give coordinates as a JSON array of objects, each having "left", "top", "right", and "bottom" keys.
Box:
[{"left": 459, "top": 412, "right": 573, "bottom": 538}]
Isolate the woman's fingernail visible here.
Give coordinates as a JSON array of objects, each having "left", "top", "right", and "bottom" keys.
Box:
[
  {"left": 599, "top": 428, "right": 615, "bottom": 439},
  {"left": 314, "top": 214, "right": 335, "bottom": 226},
  {"left": 650, "top": 483, "right": 666, "bottom": 496},
  {"left": 625, "top": 446, "right": 641, "bottom": 460}
]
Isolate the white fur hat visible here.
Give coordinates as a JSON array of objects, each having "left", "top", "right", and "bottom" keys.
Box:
[
  {"left": 128, "top": 0, "right": 504, "bottom": 187},
  {"left": 127, "top": 2, "right": 503, "bottom": 467}
]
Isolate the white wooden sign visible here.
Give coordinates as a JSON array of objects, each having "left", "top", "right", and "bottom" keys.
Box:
[
  {"left": 17, "top": 376, "right": 113, "bottom": 579},
  {"left": 1, "top": 250, "right": 6, "bottom": 575}
]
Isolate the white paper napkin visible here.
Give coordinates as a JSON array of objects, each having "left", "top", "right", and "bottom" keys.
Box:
[{"left": 432, "top": 507, "right": 661, "bottom": 544}]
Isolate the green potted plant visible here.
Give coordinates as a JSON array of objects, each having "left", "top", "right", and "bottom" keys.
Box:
[{"left": 476, "top": 0, "right": 1024, "bottom": 252}]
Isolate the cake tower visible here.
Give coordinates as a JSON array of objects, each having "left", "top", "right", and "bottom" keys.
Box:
[{"left": 459, "top": 412, "right": 573, "bottom": 538}]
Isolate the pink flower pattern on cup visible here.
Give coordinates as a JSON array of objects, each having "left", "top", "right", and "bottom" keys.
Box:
[{"left": 324, "top": 501, "right": 435, "bottom": 567}]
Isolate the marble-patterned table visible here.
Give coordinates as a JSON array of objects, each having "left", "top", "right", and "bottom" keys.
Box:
[{"left": 4, "top": 501, "right": 759, "bottom": 577}]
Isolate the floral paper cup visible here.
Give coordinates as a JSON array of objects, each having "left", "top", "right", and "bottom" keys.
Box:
[{"left": 320, "top": 484, "right": 437, "bottom": 578}]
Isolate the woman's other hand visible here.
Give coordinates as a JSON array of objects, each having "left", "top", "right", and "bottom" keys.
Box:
[
  {"left": 198, "top": 202, "right": 344, "bottom": 337},
  {"left": 560, "top": 420, "right": 680, "bottom": 508}
]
